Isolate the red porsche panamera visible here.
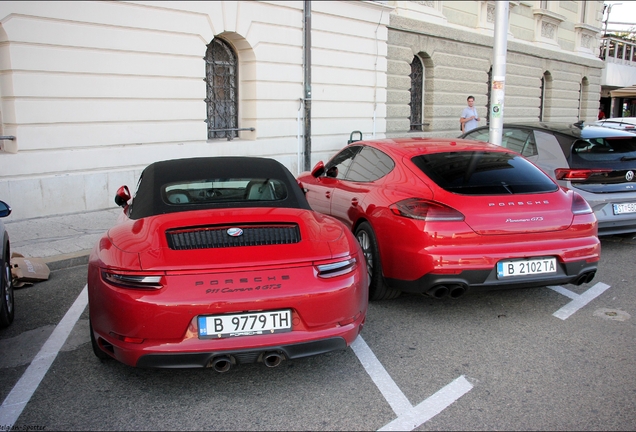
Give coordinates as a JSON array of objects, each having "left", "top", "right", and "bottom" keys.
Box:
[
  {"left": 297, "top": 138, "right": 600, "bottom": 301},
  {"left": 88, "top": 157, "right": 367, "bottom": 370}
]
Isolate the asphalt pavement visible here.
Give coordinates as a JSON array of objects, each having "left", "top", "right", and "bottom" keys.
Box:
[{"left": 4, "top": 207, "right": 121, "bottom": 271}]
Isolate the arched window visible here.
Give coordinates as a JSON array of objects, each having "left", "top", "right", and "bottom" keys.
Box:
[
  {"left": 409, "top": 56, "right": 424, "bottom": 131},
  {"left": 579, "top": 77, "right": 589, "bottom": 121},
  {"left": 205, "top": 38, "right": 238, "bottom": 140},
  {"left": 539, "top": 71, "right": 552, "bottom": 121}
]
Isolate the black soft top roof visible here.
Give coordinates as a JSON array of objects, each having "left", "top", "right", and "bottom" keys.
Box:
[{"left": 128, "top": 156, "right": 311, "bottom": 219}]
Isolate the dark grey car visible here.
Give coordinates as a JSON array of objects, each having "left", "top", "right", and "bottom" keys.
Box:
[
  {"left": 0, "top": 200, "right": 13, "bottom": 328},
  {"left": 460, "top": 122, "right": 636, "bottom": 235}
]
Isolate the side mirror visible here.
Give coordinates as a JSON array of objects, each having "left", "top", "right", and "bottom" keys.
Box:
[
  {"left": 114, "top": 185, "right": 131, "bottom": 208},
  {"left": 0, "top": 200, "right": 11, "bottom": 218},
  {"left": 311, "top": 161, "right": 325, "bottom": 178}
]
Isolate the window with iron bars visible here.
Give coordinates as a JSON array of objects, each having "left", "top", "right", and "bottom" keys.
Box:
[
  {"left": 204, "top": 38, "right": 238, "bottom": 140},
  {"left": 409, "top": 56, "right": 423, "bottom": 131}
]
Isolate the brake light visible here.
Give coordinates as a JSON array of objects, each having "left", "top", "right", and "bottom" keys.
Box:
[
  {"left": 571, "top": 192, "right": 593, "bottom": 215},
  {"left": 555, "top": 168, "right": 612, "bottom": 181},
  {"left": 389, "top": 199, "right": 464, "bottom": 221},
  {"left": 315, "top": 257, "right": 357, "bottom": 278},
  {"left": 102, "top": 271, "right": 164, "bottom": 289}
]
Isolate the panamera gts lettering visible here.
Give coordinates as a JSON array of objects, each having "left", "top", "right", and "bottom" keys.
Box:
[
  {"left": 205, "top": 284, "right": 283, "bottom": 294},
  {"left": 506, "top": 216, "right": 544, "bottom": 223},
  {"left": 488, "top": 201, "right": 549, "bottom": 206}
]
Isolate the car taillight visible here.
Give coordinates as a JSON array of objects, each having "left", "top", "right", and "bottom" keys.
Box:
[
  {"left": 315, "top": 257, "right": 357, "bottom": 278},
  {"left": 555, "top": 168, "right": 612, "bottom": 181},
  {"left": 101, "top": 271, "right": 164, "bottom": 289},
  {"left": 389, "top": 198, "right": 465, "bottom": 221},
  {"left": 571, "top": 192, "right": 593, "bottom": 215}
]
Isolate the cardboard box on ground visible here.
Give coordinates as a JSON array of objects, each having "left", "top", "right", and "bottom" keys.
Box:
[{"left": 10, "top": 252, "right": 50, "bottom": 288}]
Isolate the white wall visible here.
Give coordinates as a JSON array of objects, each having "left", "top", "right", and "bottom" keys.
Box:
[{"left": 0, "top": 1, "right": 390, "bottom": 220}]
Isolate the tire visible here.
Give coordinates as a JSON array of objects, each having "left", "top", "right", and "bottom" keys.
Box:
[
  {"left": 90, "top": 320, "right": 110, "bottom": 360},
  {"left": 355, "top": 222, "right": 401, "bottom": 301},
  {"left": 0, "top": 242, "right": 15, "bottom": 328}
]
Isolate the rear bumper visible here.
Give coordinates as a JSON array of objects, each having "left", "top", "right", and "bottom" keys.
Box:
[
  {"left": 386, "top": 258, "right": 598, "bottom": 294},
  {"left": 135, "top": 337, "right": 347, "bottom": 368}
]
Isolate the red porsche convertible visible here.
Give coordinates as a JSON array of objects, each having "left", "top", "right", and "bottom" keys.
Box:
[
  {"left": 297, "top": 138, "right": 600, "bottom": 301},
  {"left": 88, "top": 157, "right": 367, "bottom": 370}
]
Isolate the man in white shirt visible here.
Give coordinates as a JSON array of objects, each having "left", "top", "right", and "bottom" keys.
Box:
[{"left": 460, "top": 95, "right": 480, "bottom": 133}]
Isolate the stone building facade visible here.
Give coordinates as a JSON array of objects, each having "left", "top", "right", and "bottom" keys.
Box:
[
  {"left": 0, "top": 1, "right": 605, "bottom": 220},
  {"left": 386, "top": 1, "right": 604, "bottom": 137}
]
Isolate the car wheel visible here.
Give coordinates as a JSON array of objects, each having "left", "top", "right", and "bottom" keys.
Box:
[
  {"left": 90, "top": 320, "right": 110, "bottom": 360},
  {"left": 0, "top": 243, "right": 15, "bottom": 328},
  {"left": 355, "top": 222, "right": 400, "bottom": 301}
]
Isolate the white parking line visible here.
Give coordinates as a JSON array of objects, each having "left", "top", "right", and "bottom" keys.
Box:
[
  {"left": 351, "top": 336, "right": 473, "bottom": 431},
  {"left": 0, "top": 285, "right": 88, "bottom": 427},
  {"left": 549, "top": 282, "right": 611, "bottom": 320}
]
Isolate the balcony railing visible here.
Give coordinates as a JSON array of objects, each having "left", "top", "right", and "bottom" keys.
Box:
[{"left": 599, "top": 36, "right": 636, "bottom": 64}]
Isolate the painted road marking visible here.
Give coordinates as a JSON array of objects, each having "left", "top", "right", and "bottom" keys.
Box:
[
  {"left": 549, "top": 282, "right": 611, "bottom": 320},
  {"left": 0, "top": 286, "right": 88, "bottom": 427},
  {"left": 351, "top": 336, "right": 473, "bottom": 431}
]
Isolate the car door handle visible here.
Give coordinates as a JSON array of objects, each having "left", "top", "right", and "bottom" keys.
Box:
[
  {"left": 325, "top": 191, "right": 331, "bottom": 199},
  {"left": 351, "top": 198, "right": 359, "bottom": 207}
]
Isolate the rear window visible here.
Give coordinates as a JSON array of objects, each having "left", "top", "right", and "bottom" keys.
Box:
[
  {"left": 571, "top": 136, "right": 636, "bottom": 166},
  {"left": 162, "top": 178, "right": 288, "bottom": 205},
  {"left": 411, "top": 151, "right": 558, "bottom": 195}
]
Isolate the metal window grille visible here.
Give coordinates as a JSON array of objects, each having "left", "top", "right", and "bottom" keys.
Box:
[
  {"left": 205, "top": 38, "right": 238, "bottom": 140},
  {"left": 409, "top": 56, "right": 423, "bottom": 131}
]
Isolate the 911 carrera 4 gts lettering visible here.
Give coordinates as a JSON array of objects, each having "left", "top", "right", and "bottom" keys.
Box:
[
  {"left": 205, "top": 284, "right": 283, "bottom": 294},
  {"left": 195, "top": 275, "right": 290, "bottom": 286}
]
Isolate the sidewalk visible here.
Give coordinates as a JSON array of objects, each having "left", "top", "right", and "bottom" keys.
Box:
[{"left": 4, "top": 208, "right": 122, "bottom": 270}]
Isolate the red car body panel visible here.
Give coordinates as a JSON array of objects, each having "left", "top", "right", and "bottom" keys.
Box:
[
  {"left": 298, "top": 138, "right": 600, "bottom": 296},
  {"left": 88, "top": 157, "right": 367, "bottom": 369}
]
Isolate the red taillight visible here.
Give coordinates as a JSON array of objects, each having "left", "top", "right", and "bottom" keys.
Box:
[
  {"left": 555, "top": 168, "right": 612, "bottom": 181},
  {"left": 389, "top": 199, "right": 464, "bottom": 221},
  {"left": 572, "top": 192, "right": 593, "bottom": 215},
  {"left": 102, "top": 271, "right": 164, "bottom": 289}
]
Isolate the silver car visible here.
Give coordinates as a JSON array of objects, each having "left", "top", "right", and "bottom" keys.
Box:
[
  {"left": 461, "top": 122, "right": 636, "bottom": 235},
  {"left": 0, "top": 200, "right": 13, "bottom": 328},
  {"left": 594, "top": 117, "right": 636, "bottom": 133}
]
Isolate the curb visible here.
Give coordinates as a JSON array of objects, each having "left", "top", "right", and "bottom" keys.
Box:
[{"left": 43, "top": 250, "right": 92, "bottom": 271}]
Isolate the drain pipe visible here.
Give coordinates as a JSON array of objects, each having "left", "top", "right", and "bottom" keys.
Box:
[{"left": 303, "top": 0, "right": 312, "bottom": 171}]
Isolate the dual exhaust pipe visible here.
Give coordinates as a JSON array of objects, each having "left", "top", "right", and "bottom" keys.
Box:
[
  {"left": 573, "top": 270, "right": 596, "bottom": 286},
  {"left": 208, "top": 351, "right": 285, "bottom": 373},
  {"left": 425, "top": 284, "right": 468, "bottom": 299}
]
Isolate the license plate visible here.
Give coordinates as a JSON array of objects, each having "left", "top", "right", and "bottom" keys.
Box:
[
  {"left": 198, "top": 310, "right": 291, "bottom": 338},
  {"left": 497, "top": 257, "right": 557, "bottom": 278},
  {"left": 613, "top": 202, "right": 636, "bottom": 215}
]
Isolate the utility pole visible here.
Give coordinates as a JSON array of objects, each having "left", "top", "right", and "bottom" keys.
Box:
[
  {"left": 489, "top": 1, "right": 509, "bottom": 146},
  {"left": 303, "top": 0, "right": 312, "bottom": 171}
]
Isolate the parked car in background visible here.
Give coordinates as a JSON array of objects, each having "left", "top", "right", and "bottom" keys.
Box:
[
  {"left": 0, "top": 200, "right": 14, "bottom": 328},
  {"left": 461, "top": 122, "right": 636, "bottom": 235},
  {"left": 594, "top": 117, "right": 636, "bottom": 133},
  {"left": 88, "top": 157, "right": 367, "bottom": 369},
  {"left": 298, "top": 138, "right": 600, "bottom": 301}
]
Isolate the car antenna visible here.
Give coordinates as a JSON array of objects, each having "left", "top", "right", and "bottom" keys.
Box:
[{"left": 573, "top": 120, "right": 585, "bottom": 129}]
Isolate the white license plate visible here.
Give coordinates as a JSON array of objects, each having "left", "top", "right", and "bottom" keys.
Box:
[
  {"left": 497, "top": 257, "right": 557, "bottom": 278},
  {"left": 198, "top": 310, "right": 292, "bottom": 338},
  {"left": 613, "top": 202, "right": 636, "bottom": 215}
]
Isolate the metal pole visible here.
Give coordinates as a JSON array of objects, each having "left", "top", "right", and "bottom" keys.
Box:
[
  {"left": 489, "top": 1, "right": 509, "bottom": 146},
  {"left": 303, "top": 0, "right": 312, "bottom": 171}
]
